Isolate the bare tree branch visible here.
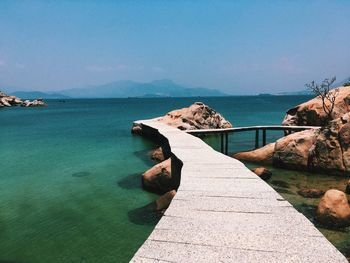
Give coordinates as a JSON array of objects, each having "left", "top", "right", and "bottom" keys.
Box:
[{"left": 306, "top": 76, "right": 338, "bottom": 122}]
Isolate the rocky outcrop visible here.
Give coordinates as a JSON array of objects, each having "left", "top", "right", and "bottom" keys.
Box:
[
  {"left": 142, "top": 158, "right": 172, "bottom": 193},
  {"left": 0, "top": 91, "right": 46, "bottom": 108},
  {"left": 22, "top": 99, "right": 46, "bottom": 107},
  {"left": 316, "top": 189, "right": 350, "bottom": 227},
  {"left": 283, "top": 86, "right": 350, "bottom": 126},
  {"left": 234, "top": 113, "right": 350, "bottom": 175},
  {"left": 251, "top": 167, "right": 272, "bottom": 181},
  {"left": 132, "top": 102, "right": 232, "bottom": 134},
  {"left": 158, "top": 102, "right": 232, "bottom": 130}
]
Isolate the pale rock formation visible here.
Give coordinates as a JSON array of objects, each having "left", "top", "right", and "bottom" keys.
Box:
[
  {"left": 157, "top": 102, "right": 232, "bottom": 130},
  {"left": 283, "top": 86, "right": 350, "bottom": 126},
  {"left": 0, "top": 91, "right": 46, "bottom": 108},
  {"left": 316, "top": 189, "right": 350, "bottom": 227}
]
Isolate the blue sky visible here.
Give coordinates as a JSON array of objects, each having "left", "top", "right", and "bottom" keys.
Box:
[{"left": 0, "top": 0, "right": 349, "bottom": 94}]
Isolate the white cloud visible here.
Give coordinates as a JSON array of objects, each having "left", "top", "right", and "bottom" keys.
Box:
[{"left": 85, "top": 64, "right": 128, "bottom": 72}]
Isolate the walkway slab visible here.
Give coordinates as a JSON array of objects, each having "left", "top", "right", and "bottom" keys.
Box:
[{"left": 131, "top": 120, "right": 347, "bottom": 263}]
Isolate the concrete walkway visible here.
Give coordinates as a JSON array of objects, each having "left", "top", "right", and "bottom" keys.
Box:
[{"left": 130, "top": 120, "right": 347, "bottom": 263}]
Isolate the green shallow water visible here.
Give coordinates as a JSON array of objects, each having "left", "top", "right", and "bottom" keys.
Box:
[
  {"left": 244, "top": 163, "right": 350, "bottom": 260},
  {"left": 3, "top": 95, "right": 349, "bottom": 262}
]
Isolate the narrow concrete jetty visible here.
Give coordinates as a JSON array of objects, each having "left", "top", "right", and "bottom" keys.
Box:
[{"left": 131, "top": 119, "right": 347, "bottom": 263}]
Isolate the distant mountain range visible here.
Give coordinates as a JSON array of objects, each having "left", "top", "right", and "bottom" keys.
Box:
[
  {"left": 60, "top": 79, "right": 227, "bottom": 98},
  {"left": 4, "top": 79, "right": 227, "bottom": 99},
  {"left": 10, "top": 91, "right": 70, "bottom": 99}
]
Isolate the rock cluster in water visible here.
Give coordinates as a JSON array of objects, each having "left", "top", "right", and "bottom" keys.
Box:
[
  {"left": 0, "top": 91, "right": 46, "bottom": 107},
  {"left": 134, "top": 103, "right": 232, "bottom": 212},
  {"left": 132, "top": 102, "right": 232, "bottom": 134},
  {"left": 234, "top": 86, "right": 350, "bottom": 175}
]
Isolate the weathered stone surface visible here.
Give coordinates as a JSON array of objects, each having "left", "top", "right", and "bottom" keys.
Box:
[
  {"left": 150, "top": 147, "right": 165, "bottom": 162},
  {"left": 251, "top": 167, "right": 272, "bottom": 181},
  {"left": 283, "top": 86, "right": 350, "bottom": 126},
  {"left": 157, "top": 102, "right": 232, "bottom": 130},
  {"left": 234, "top": 113, "right": 350, "bottom": 175},
  {"left": 155, "top": 190, "right": 176, "bottom": 211},
  {"left": 316, "top": 189, "right": 350, "bottom": 227},
  {"left": 142, "top": 158, "right": 172, "bottom": 193},
  {"left": 298, "top": 188, "right": 325, "bottom": 198},
  {"left": 233, "top": 143, "right": 275, "bottom": 164},
  {"left": 273, "top": 129, "right": 318, "bottom": 170}
]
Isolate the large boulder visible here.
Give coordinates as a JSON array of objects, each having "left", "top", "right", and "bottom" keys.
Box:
[
  {"left": 273, "top": 129, "right": 319, "bottom": 170},
  {"left": 234, "top": 113, "right": 350, "bottom": 175},
  {"left": 283, "top": 86, "right": 350, "bottom": 126},
  {"left": 316, "top": 189, "right": 350, "bottom": 227},
  {"left": 142, "top": 158, "right": 172, "bottom": 193},
  {"left": 233, "top": 143, "right": 275, "bottom": 164},
  {"left": 157, "top": 102, "right": 232, "bottom": 130}
]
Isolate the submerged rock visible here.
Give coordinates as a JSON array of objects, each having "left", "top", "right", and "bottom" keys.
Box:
[
  {"left": 298, "top": 188, "right": 325, "bottom": 198},
  {"left": 142, "top": 158, "right": 172, "bottom": 193},
  {"left": 316, "top": 189, "right": 350, "bottom": 227},
  {"left": 251, "top": 167, "right": 272, "bottom": 181},
  {"left": 271, "top": 180, "right": 290, "bottom": 189}
]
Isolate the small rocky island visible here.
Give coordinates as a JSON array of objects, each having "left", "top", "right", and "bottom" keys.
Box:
[{"left": 0, "top": 91, "right": 46, "bottom": 108}]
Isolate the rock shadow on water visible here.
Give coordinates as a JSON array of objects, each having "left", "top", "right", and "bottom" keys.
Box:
[
  {"left": 128, "top": 202, "right": 162, "bottom": 226},
  {"left": 72, "top": 171, "right": 90, "bottom": 178},
  {"left": 133, "top": 149, "right": 157, "bottom": 166},
  {"left": 117, "top": 173, "right": 142, "bottom": 190}
]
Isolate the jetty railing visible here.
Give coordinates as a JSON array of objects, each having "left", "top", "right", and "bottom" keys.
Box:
[{"left": 186, "top": 125, "right": 320, "bottom": 155}]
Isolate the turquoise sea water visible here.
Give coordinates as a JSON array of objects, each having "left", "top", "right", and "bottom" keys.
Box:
[{"left": 5, "top": 95, "right": 347, "bottom": 262}]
